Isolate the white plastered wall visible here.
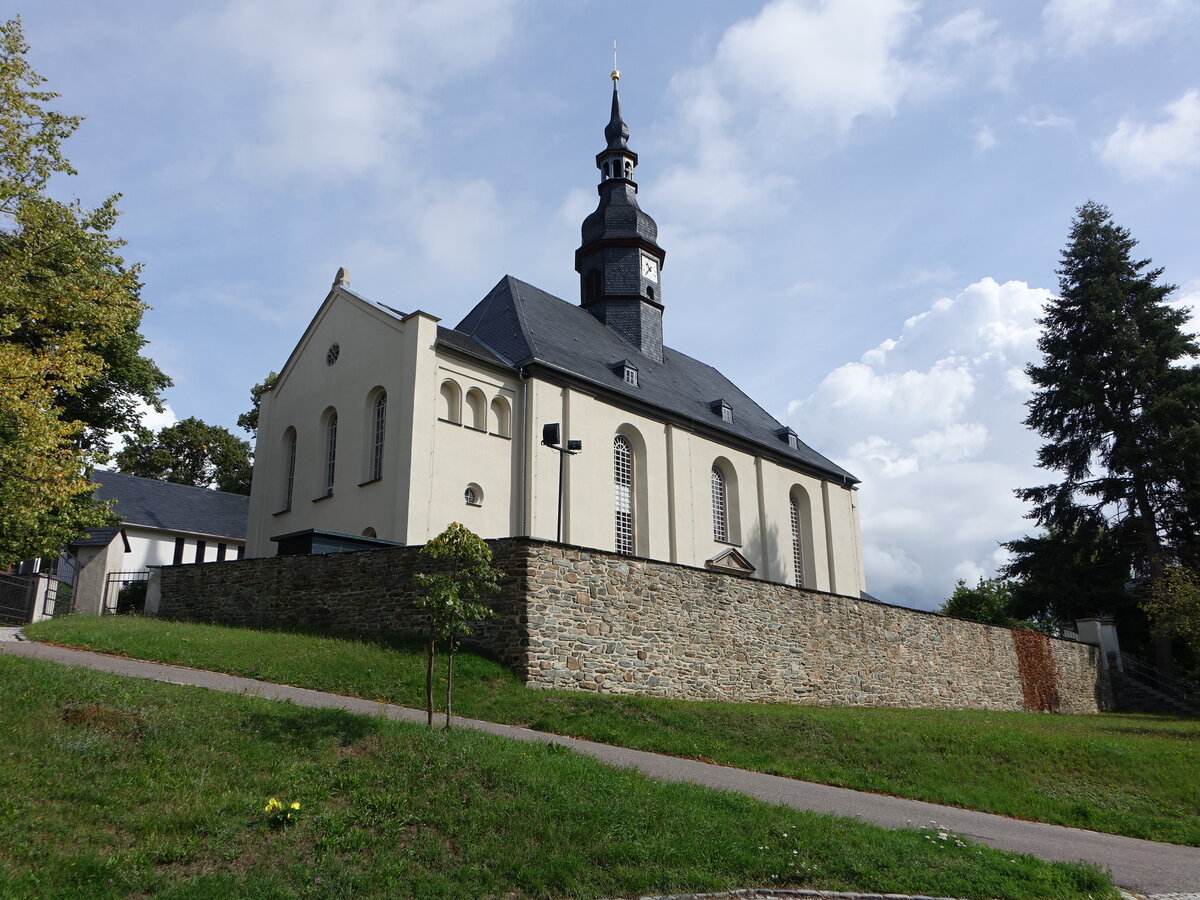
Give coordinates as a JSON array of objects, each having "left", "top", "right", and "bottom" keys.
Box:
[{"left": 246, "top": 288, "right": 864, "bottom": 596}]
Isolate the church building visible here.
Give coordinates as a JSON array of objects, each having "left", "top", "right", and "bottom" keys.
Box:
[{"left": 245, "top": 74, "right": 867, "bottom": 597}]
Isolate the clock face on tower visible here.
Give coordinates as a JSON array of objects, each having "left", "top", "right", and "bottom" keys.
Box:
[{"left": 640, "top": 254, "right": 659, "bottom": 283}]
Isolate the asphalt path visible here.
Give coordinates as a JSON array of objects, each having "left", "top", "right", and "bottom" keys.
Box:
[{"left": 3, "top": 638, "right": 1197, "bottom": 895}]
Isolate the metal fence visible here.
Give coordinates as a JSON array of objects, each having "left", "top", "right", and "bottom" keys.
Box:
[{"left": 103, "top": 571, "right": 151, "bottom": 615}]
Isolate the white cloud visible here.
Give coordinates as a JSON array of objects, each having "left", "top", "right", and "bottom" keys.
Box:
[
  {"left": 1043, "top": 0, "right": 1183, "bottom": 54},
  {"left": 1098, "top": 89, "right": 1200, "bottom": 181},
  {"left": 205, "top": 0, "right": 519, "bottom": 182},
  {"left": 106, "top": 400, "right": 179, "bottom": 456},
  {"left": 789, "top": 277, "right": 1054, "bottom": 609},
  {"left": 656, "top": 0, "right": 919, "bottom": 223},
  {"left": 974, "top": 125, "right": 997, "bottom": 152}
]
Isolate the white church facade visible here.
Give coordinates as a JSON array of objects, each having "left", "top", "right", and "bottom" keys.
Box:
[{"left": 246, "top": 78, "right": 867, "bottom": 597}]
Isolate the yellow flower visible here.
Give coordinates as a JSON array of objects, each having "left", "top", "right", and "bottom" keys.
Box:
[
  {"left": 290, "top": 801, "right": 301, "bottom": 811},
  {"left": 264, "top": 798, "right": 282, "bottom": 813}
]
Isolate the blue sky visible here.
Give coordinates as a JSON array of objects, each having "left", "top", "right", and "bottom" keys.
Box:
[{"left": 17, "top": 0, "right": 1200, "bottom": 609}]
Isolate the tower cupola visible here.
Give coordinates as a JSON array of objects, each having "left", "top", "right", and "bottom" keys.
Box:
[{"left": 574, "top": 67, "right": 666, "bottom": 362}]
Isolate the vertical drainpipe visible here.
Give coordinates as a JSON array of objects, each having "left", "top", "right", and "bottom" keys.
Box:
[{"left": 519, "top": 367, "right": 529, "bottom": 537}]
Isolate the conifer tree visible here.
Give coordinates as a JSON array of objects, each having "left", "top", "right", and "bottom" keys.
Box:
[{"left": 1009, "top": 201, "right": 1200, "bottom": 669}]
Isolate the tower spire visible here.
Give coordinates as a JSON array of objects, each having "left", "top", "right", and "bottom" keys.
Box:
[{"left": 574, "top": 60, "right": 667, "bottom": 362}]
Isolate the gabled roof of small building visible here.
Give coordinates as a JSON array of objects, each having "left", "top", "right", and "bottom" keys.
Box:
[
  {"left": 89, "top": 470, "right": 249, "bottom": 540},
  {"left": 446, "top": 275, "right": 858, "bottom": 484}
]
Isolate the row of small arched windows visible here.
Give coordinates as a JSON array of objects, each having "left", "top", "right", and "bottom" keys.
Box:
[{"left": 439, "top": 379, "right": 511, "bottom": 437}]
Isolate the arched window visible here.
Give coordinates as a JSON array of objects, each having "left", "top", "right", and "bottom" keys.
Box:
[
  {"left": 624, "top": 160, "right": 633, "bottom": 179},
  {"left": 371, "top": 391, "right": 387, "bottom": 481},
  {"left": 323, "top": 409, "right": 338, "bottom": 495},
  {"left": 440, "top": 379, "right": 461, "bottom": 423},
  {"left": 282, "top": 427, "right": 297, "bottom": 511},
  {"left": 613, "top": 435, "right": 634, "bottom": 555},
  {"left": 465, "top": 388, "right": 487, "bottom": 430},
  {"left": 790, "top": 494, "right": 804, "bottom": 586},
  {"left": 490, "top": 396, "right": 511, "bottom": 437},
  {"left": 711, "top": 464, "right": 728, "bottom": 542},
  {"left": 362, "top": 527, "right": 377, "bottom": 538}
]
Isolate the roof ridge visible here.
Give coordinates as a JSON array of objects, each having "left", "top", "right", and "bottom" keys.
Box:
[{"left": 505, "top": 275, "right": 542, "bottom": 362}]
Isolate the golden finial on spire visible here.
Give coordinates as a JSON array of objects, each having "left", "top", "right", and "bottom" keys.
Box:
[{"left": 611, "top": 40, "right": 620, "bottom": 82}]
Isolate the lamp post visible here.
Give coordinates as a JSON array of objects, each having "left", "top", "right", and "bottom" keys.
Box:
[{"left": 542, "top": 423, "right": 582, "bottom": 544}]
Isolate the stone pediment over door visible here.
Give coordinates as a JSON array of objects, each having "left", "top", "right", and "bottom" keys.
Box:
[{"left": 706, "top": 547, "right": 755, "bottom": 576}]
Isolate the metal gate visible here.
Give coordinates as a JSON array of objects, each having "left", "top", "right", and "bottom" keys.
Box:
[
  {"left": 0, "top": 572, "right": 37, "bottom": 625},
  {"left": 0, "top": 554, "right": 78, "bottom": 625},
  {"left": 102, "top": 571, "right": 151, "bottom": 615}
]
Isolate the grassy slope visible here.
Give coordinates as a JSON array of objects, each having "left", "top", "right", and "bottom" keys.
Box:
[
  {"left": 0, "top": 654, "right": 1116, "bottom": 900},
  {"left": 27, "top": 615, "right": 1200, "bottom": 847}
]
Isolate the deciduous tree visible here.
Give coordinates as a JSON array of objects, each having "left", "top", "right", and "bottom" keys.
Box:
[
  {"left": 0, "top": 17, "right": 165, "bottom": 565},
  {"left": 414, "top": 523, "right": 500, "bottom": 728},
  {"left": 116, "top": 417, "right": 253, "bottom": 494},
  {"left": 237, "top": 371, "right": 277, "bottom": 437}
]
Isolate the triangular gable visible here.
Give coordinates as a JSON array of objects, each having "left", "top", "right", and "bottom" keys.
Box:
[
  {"left": 272, "top": 281, "right": 434, "bottom": 400},
  {"left": 706, "top": 547, "right": 756, "bottom": 575}
]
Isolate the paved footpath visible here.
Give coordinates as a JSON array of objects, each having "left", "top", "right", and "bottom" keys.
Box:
[{"left": 4, "top": 637, "right": 1198, "bottom": 897}]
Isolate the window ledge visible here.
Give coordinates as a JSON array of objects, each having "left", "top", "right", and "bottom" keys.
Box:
[
  {"left": 357, "top": 477, "right": 382, "bottom": 487},
  {"left": 465, "top": 425, "right": 488, "bottom": 433},
  {"left": 438, "top": 417, "right": 463, "bottom": 426},
  {"left": 311, "top": 492, "right": 334, "bottom": 503},
  {"left": 465, "top": 501, "right": 483, "bottom": 508},
  {"left": 713, "top": 538, "right": 743, "bottom": 548},
  {"left": 489, "top": 432, "right": 512, "bottom": 440},
  {"left": 271, "top": 508, "right": 291, "bottom": 517}
]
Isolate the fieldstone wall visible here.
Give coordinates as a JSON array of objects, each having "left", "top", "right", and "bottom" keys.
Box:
[{"left": 157, "top": 538, "right": 1110, "bottom": 713}]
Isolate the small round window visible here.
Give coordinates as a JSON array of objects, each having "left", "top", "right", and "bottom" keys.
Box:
[
  {"left": 326, "top": 343, "right": 340, "bottom": 366},
  {"left": 464, "top": 483, "right": 483, "bottom": 506}
]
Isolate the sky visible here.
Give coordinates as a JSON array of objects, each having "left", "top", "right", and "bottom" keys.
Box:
[{"left": 15, "top": 0, "right": 1200, "bottom": 610}]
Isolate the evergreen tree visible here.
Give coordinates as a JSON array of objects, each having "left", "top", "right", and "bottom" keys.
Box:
[
  {"left": 0, "top": 17, "right": 166, "bottom": 565},
  {"left": 1009, "top": 201, "right": 1200, "bottom": 668}
]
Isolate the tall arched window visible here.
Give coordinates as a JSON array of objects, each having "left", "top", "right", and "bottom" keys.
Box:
[
  {"left": 371, "top": 391, "right": 387, "bottom": 481},
  {"left": 711, "top": 464, "right": 728, "bottom": 542},
  {"left": 324, "top": 410, "right": 338, "bottom": 495},
  {"left": 282, "top": 427, "right": 296, "bottom": 511},
  {"left": 613, "top": 435, "right": 634, "bottom": 555},
  {"left": 790, "top": 494, "right": 804, "bottom": 586}
]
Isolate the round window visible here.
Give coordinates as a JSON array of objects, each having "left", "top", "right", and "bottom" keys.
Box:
[
  {"left": 464, "top": 483, "right": 483, "bottom": 506},
  {"left": 326, "top": 343, "right": 340, "bottom": 366}
]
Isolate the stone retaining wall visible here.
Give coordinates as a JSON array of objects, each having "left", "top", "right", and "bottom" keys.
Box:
[{"left": 157, "top": 538, "right": 1109, "bottom": 713}]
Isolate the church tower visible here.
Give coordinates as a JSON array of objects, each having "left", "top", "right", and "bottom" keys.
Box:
[{"left": 574, "top": 68, "right": 666, "bottom": 363}]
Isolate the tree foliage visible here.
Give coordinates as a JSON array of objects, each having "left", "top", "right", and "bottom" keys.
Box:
[
  {"left": 0, "top": 17, "right": 167, "bottom": 565},
  {"left": 116, "top": 417, "right": 253, "bottom": 494},
  {"left": 237, "top": 370, "right": 277, "bottom": 436},
  {"left": 1005, "top": 202, "right": 1200, "bottom": 662},
  {"left": 414, "top": 523, "right": 500, "bottom": 728},
  {"left": 1144, "top": 566, "right": 1200, "bottom": 661},
  {"left": 938, "top": 577, "right": 1045, "bottom": 631}
]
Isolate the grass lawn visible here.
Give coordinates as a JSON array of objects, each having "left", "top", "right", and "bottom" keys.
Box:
[
  {"left": 27, "top": 615, "right": 1200, "bottom": 847},
  {"left": 0, "top": 654, "right": 1117, "bottom": 899}
]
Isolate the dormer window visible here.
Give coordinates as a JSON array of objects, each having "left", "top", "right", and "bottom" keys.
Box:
[
  {"left": 711, "top": 399, "right": 733, "bottom": 424},
  {"left": 613, "top": 360, "right": 639, "bottom": 387},
  {"left": 776, "top": 426, "right": 800, "bottom": 450}
]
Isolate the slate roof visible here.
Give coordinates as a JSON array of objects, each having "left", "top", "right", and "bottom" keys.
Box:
[
  {"left": 446, "top": 276, "right": 858, "bottom": 484},
  {"left": 89, "top": 470, "right": 249, "bottom": 540}
]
